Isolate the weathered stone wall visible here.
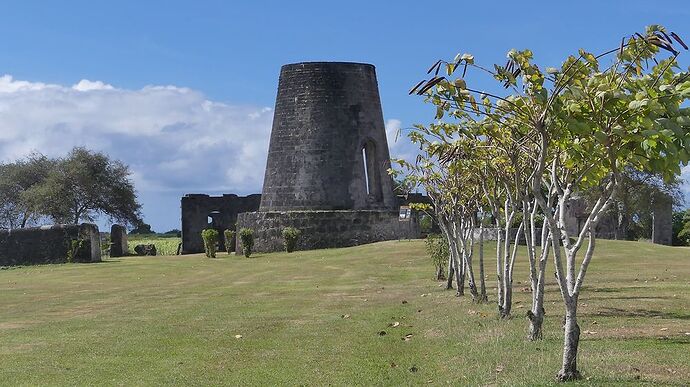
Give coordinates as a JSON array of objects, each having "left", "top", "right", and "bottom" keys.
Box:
[
  {"left": 563, "top": 195, "right": 672, "bottom": 244},
  {"left": 260, "top": 62, "right": 397, "bottom": 212},
  {"left": 652, "top": 195, "right": 673, "bottom": 245},
  {"left": 0, "top": 223, "right": 101, "bottom": 266},
  {"left": 236, "top": 210, "right": 420, "bottom": 253},
  {"left": 181, "top": 194, "right": 261, "bottom": 254},
  {"left": 110, "top": 224, "right": 128, "bottom": 257}
]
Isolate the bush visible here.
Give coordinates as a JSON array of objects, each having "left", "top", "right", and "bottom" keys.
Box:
[
  {"left": 425, "top": 234, "right": 448, "bottom": 280},
  {"left": 239, "top": 228, "right": 254, "bottom": 258},
  {"left": 672, "top": 209, "right": 690, "bottom": 246},
  {"left": 419, "top": 214, "right": 434, "bottom": 234},
  {"left": 201, "top": 228, "right": 219, "bottom": 258},
  {"left": 224, "top": 229, "right": 236, "bottom": 254},
  {"left": 281, "top": 227, "right": 301, "bottom": 253}
]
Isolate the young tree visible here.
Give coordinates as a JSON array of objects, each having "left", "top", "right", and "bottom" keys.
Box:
[{"left": 410, "top": 25, "right": 690, "bottom": 380}]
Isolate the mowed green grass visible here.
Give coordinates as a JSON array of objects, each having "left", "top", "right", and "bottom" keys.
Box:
[{"left": 0, "top": 240, "right": 688, "bottom": 386}]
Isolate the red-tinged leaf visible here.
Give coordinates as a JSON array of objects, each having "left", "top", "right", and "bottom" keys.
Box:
[
  {"left": 671, "top": 32, "right": 688, "bottom": 50},
  {"left": 649, "top": 39, "right": 679, "bottom": 55},
  {"left": 417, "top": 76, "right": 445, "bottom": 95},
  {"left": 409, "top": 79, "right": 426, "bottom": 95},
  {"left": 659, "top": 30, "right": 673, "bottom": 45},
  {"left": 427, "top": 60, "right": 441, "bottom": 74}
]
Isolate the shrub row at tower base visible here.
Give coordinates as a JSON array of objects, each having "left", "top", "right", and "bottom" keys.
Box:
[{"left": 235, "top": 210, "right": 421, "bottom": 253}]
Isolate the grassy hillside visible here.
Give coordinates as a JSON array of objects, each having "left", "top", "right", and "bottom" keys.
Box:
[{"left": 0, "top": 240, "right": 688, "bottom": 385}]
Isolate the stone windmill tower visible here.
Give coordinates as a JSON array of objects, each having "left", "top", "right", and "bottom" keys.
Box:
[
  {"left": 259, "top": 62, "right": 397, "bottom": 212},
  {"left": 236, "top": 62, "right": 419, "bottom": 252}
]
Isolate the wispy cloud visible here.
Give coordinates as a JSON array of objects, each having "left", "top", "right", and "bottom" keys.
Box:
[
  {"left": 385, "top": 118, "right": 402, "bottom": 150},
  {"left": 0, "top": 74, "right": 274, "bottom": 194}
]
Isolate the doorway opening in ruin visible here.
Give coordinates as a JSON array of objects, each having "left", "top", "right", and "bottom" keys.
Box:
[
  {"left": 208, "top": 211, "right": 221, "bottom": 227},
  {"left": 361, "top": 140, "right": 382, "bottom": 203}
]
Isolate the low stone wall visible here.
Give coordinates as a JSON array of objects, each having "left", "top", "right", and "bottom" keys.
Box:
[
  {"left": 0, "top": 223, "right": 101, "bottom": 266},
  {"left": 236, "top": 210, "right": 420, "bottom": 253}
]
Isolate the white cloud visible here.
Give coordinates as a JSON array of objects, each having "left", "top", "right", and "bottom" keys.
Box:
[
  {"left": 385, "top": 118, "right": 402, "bottom": 149},
  {"left": 72, "top": 79, "right": 114, "bottom": 91},
  {"left": 0, "top": 74, "right": 274, "bottom": 196}
]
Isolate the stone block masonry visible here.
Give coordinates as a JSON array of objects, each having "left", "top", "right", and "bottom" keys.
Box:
[
  {"left": 110, "top": 224, "right": 128, "bottom": 257},
  {"left": 236, "top": 210, "right": 420, "bottom": 254},
  {"left": 181, "top": 194, "right": 261, "bottom": 254},
  {"left": 0, "top": 223, "right": 101, "bottom": 266},
  {"left": 260, "top": 62, "right": 397, "bottom": 212}
]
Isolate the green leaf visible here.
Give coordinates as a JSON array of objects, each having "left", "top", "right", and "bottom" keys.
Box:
[
  {"left": 593, "top": 131, "right": 608, "bottom": 144},
  {"left": 628, "top": 99, "right": 648, "bottom": 110}
]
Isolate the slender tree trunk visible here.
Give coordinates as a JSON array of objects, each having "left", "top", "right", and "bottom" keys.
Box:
[
  {"left": 478, "top": 222, "right": 488, "bottom": 303},
  {"left": 496, "top": 223, "right": 504, "bottom": 314},
  {"left": 501, "top": 222, "right": 522, "bottom": 319},
  {"left": 435, "top": 264, "right": 445, "bottom": 280},
  {"left": 526, "top": 198, "right": 549, "bottom": 340},
  {"left": 458, "top": 218, "right": 479, "bottom": 302},
  {"left": 450, "top": 221, "right": 465, "bottom": 296},
  {"left": 454, "top": 242, "right": 465, "bottom": 296},
  {"left": 439, "top": 219, "right": 454, "bottom": 290},
  {"left": 528, "top": 232, "right": 549, "bottom": 340},
  {"left": 557, "top": 300, "right": 582, "bottom": 382},
  {"left": 446, "top": 258, "right": 455, "bottom": 290}
]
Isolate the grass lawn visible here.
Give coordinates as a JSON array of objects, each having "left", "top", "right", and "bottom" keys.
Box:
[{"left": 0, "top": 239, "right": 688, "bottom": 385}]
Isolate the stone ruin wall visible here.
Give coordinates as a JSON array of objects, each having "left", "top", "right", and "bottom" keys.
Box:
[
  {"left": 109, "top": 224, "right": 128, "bottom": 257},
  {"left": 236, "top": 210, "right": 420, "bottom": 254},
  {"left": 0, "top": 223, "right": 101, "bottom": 266},
  {"left": 181, "top": 194, "right": 261, "bottom": 254}
]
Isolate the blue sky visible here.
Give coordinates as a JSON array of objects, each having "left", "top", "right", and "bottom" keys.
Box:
[{"left": 0, "top": 0, "right": 689, "bottom": 231}]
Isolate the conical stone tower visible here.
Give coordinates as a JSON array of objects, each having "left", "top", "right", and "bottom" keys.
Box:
[{"left": 236, "top": 62, "right": 419, "bottom": 253}]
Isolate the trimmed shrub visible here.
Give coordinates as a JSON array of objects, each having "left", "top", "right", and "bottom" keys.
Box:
[
  {"left": 201, "top": 228, "right": 219, "bottom": 258},
  {"left": 224, "top": 229, "right": 236, "bottom": 254},
  {"left": 239, "top": 228, "right": 254, "bottom": 258},
  {"left": 281, "top": 227, "right": 301, "bottom": 253},
  {"left": 425, "top": 234, "right": 448, "bottom": 280}
]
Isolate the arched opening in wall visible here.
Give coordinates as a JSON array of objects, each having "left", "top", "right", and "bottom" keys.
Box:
[
  {"left": 361, "top": 140, "right": 382, "bottom": 203},
  {"left": 208, "top": 211, "right": 221, "bottom": 228}
]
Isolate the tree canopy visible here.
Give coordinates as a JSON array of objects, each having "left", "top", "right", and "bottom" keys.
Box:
[{"left": 0, "top": 147, "right": 142, "bottom": 228}]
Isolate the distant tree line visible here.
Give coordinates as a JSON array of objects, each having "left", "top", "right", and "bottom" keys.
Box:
[{"left": 0, "top": 147, "right": 142, "bottom": 229}]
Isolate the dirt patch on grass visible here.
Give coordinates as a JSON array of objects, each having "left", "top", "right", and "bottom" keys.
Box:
[
  {"left": 423, "top": 328, "right": 446, "bottom": 339},
  {"left": 0, "top": 342, "right": 47, "bottom": 354},
  {"left": 0, "top": 321, "right": 33, "bottom": 330}
]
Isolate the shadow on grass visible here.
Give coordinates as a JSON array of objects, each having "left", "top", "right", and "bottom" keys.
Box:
[
  {"left": 583, "top": 286, "right": 650, "bottom": 293},
  {"left": 586, "top": 307, "right": 690, "bottom": 320},
  {"left": 583, "top": 295, "right": 675, "bottom": 301}
]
